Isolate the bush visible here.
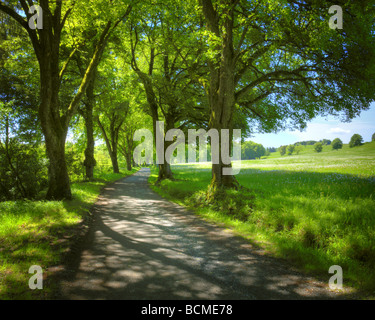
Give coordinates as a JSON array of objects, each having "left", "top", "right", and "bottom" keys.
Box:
[
  {"left": 332, "top": 138, "right": 343, "bottom": 150},
  {"left": 349, "top": 134, "right": 363, "bottom": 148},
  {"left": 65, "top": 143, "right": 85, "bottom": 181},
  {"left": 314, "top": 142, "right": 323, "bottom": 153},
  {"left": 0, "top": 140, "right": 48, "bottom": 200}
]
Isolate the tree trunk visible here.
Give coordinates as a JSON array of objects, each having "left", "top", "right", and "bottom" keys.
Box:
[
  {"left": 202, "top": 1, "right": 238, "bottom": 193},
  {"left": 83, "top": 77, "right": 97, "bottom": 180},
  {"left": 84, "top": 114, "right": 96, "bottom": 179},
  {"left": 125, "top": 152, "right": 132, "bottom": 171},
  {"left": 45, "top": 132, "right": 72, "bottom": 200},
  {"left": 39, "top": 98, "right": 72, "bottom": 200},
  {"left": 110, "top": 146, "right": 120, "bottom": 174},
  {"left": 157, "top": 115, "right": 174, "bottom": 182},
  {"left": 0, "top": 2, "right": 131, "bottom": 200},
  {"left": 157, "top": 135, "right": 174, "bottom": 181},
  {"left": 38, "top": 42, "right": 73, "bottom": 200}
]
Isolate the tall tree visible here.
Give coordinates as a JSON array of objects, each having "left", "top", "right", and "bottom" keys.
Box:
[
  {"left": 197, "top": 0, "right": 375, "bottom": 193},
  {"left": 94, "top": 55, "right": 132, "bottom": 174},
  {"left": 126, "top": 3, "right": 208, "bottom": 181},
  {"left": 0, "top": 0, "right": 132, "bottom": 199}
]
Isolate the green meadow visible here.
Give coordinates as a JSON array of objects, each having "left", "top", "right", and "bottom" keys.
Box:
[
  {"left": 0, "top": 168, "right": 139, "bottom": 299},
  {"left": 150, "top": 142, "right": 375, "bottom": 295}
]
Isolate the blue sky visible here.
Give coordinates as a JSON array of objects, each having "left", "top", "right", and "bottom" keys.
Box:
[{"left": 249, "top": 102, "right": 375, "bottom": 148}]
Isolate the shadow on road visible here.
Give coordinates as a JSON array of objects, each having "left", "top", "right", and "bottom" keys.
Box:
[{"left": 55, "top": 168, "right": 349, "bottom": 300}]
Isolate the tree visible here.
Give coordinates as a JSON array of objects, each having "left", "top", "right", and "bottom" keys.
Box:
[
  {"left": 196, "top": 0, "right": 375, "bottom": 193},
  {"left": 321, "top": 139, "right": 331, "bottom": 146},
  {"left": 267, "top": 147, "right": 277, "bottom": 153},
  {"left": 95, "top": 69, "right": 131, "bottom": 174},
  {"left": 241, "top": 141, "right": 265, "bottom": 160},
  {"left": 279, "top": 145, "right": 287, "bottom": 156},
  {"left": 125, "top": 3, "right": 207, "bottom": 182},
  {"left": 349, "top": 134, "right": 364, "bottom": 148},
  {"left": 0, "top": 29, "right": 47, "bottom": 200},
  {"left": 314, "top": 142, "right": 323, "bottom": 153},
  {"left": 372, "top": 133, "right": 375, "bottom": 142},
  {"left": 332, "top": 138, "right": 343, "bottom": 150},
  {"left": 295, "top": 145, "right": 302, "bottom": 155},
  {"left": 0, "top": 0, "right": 132, "bottom": 200},
  {"left": 287, "top": 144, "right": 295, "bottom": 155}
]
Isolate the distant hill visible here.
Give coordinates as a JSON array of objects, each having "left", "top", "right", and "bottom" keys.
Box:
[{"left": 265, "top": 141, "right": 375, "bottom": 160}]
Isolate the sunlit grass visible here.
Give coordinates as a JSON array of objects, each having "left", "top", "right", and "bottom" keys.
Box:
[
  {"left": 0, "top": 167, "right": 139, "bottom": 300},
  {"left": 150, "top": 142, "right": 375, "bottom": 295}
]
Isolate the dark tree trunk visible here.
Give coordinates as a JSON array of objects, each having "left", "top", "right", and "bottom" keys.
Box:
[
  {"left": 110, "top": 147, "right": 120, "bottom": 174},
  {"left": 83, "top": 77, "right": 97, "bottom": 180},
  {"left": 125, "top": 152, "right": 132, "bottom": 171},
  {"left": 45, "top": 132, "right": 72, "bottom": 200},
  {"left": 38, "top": 44, "right": 73, "bottom": 200},
  {"left": 131, "top": 48, "right": 171, "bottom": 179},
  {"left": 97, "top": 118, "right": 121, "bottom": 174},
  {"left": 157, "top": 115, "right": 174, "bottom": 182},
  {"left": 0, "top": 2, "right": 131, "bottom": 200},
  {"left": 201, "top": 0, "right": 239, "bottom": 194}
]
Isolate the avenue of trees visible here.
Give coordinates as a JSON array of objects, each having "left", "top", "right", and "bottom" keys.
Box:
[{"left": 1, "top": 0, "right": 375, "bottom": 201}]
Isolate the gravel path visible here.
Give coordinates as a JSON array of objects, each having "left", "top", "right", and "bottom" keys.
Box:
[{"left": 58, "top": 168, "right": 346, "bottom": 300}]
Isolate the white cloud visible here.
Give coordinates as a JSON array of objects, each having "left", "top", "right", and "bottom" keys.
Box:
[{"left": 327, "top": 127, "right": 351, "bottom": 134}]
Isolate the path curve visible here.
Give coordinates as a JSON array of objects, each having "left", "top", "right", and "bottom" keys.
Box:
[{"left": 58, "top": 168, "right": 346, "bottom": 300}]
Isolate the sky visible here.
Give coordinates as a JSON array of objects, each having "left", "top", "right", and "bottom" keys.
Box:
[{"left": 248, "top": 102, "right": 375, "bottom": 148}]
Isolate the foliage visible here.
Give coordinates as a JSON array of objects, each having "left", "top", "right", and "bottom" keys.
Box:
[
  {"left": 267, "top": 147, "right": 277, "bottom": 153},
  {"left": 295, "top": 140, "right": 318, "bottom": 146},
  {"left": 287, "top": 144, "right": 295, "bottom": 155},
  {"left": 349, "top": 134, "right": 364, "bottom": 148},
  {"left": 241, "top": 141, "right": 266, "bottom": 160},
  {"left": 65, "top": 142, "right": 85, "bottom": 182},
  {"left": 0, "top": 139, "right": 48, "bottom": 200},
  {"left": 332, "top": 138, "right": 344, "bottom": 150},
  {"left": 279, "top": 145, "right": 287, "bottom": 156},
  {"left": 294, "top": 145, "right": 302, "bottom": 155},
  {"left": 314, "top": 142, "right": 323, "bottom": 153},
  {"left": 320, "top": 139, "right": 331, "bottom": 146}
]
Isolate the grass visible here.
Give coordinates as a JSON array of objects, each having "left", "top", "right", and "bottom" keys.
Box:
[
  {"left": 0, "top": 167, "right": 139, "bottom": 300},
  {"left": 149, "top": 142, "right": 375, "bottom": 297}
]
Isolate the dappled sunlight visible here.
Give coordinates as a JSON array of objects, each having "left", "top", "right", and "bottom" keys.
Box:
[
  {"left": 58, "top": 168, "right": 345, "bottom": 300},
  {"left": 152, "top": 162, "right": 375, "bottom": 292}
]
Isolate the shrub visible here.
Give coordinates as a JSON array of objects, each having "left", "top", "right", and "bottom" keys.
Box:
[
  {"left": 349, "top": 134, "right": 363, "bottom": 148},
  {"left": 0, "top": 140, "right": 48, "bottom": 200}
]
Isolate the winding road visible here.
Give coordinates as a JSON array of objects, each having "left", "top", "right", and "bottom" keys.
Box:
[{"left": 58, "top": 168, "right": 345, "bottom": 300}]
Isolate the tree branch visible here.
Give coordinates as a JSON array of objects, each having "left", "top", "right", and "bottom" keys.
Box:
[
  {"left": 0, "top": 1, "right": 41, "bottom": 59},
  {"left": 59, "top": 45, "right": 79, "bottom": 82}
]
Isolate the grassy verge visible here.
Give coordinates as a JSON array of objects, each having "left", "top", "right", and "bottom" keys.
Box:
[
  {"left": 0, "top": 167, "right": 139, "bottom": 300},
  {"left": 149, "top": 143, "right": 375, "bottom": 297}
]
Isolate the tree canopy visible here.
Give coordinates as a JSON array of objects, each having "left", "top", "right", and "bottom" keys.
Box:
[{"left": 1, "top": 0, "right": 374, "bottom": 200}]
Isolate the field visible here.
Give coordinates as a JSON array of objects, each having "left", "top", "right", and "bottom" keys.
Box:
[{"left": 150, "top": 142, "right": 375, "bottom": 295}]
